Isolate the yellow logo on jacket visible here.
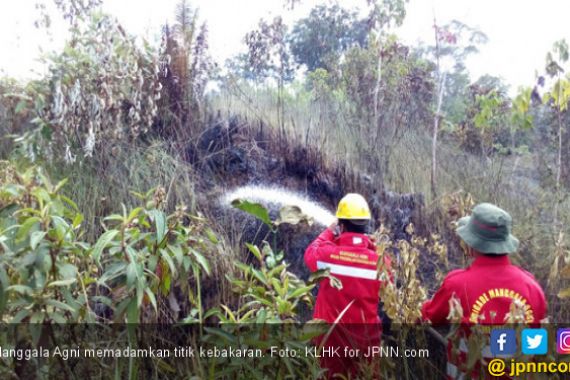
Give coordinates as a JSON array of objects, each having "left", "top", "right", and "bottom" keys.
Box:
[
  {"left": 329, "top": 251, "right": 376, "bottom": 266},
  {"left": 469, "top": 288, "right": 534, "bottom": 323}
]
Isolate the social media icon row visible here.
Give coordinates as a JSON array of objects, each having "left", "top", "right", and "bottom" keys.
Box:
[{"left": 490, "top": 328, "right": 553, "bottom": 355}]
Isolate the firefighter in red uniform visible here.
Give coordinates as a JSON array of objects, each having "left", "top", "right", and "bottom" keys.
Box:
[
  {"left": 422, "top": 203, "right": 547, "bottom": 379},
  {"left": 305, "top": 193, "right": 390, "bottom": 378}
]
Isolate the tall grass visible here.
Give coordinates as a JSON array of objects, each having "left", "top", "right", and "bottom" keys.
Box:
[
  {"left": 45, "top": 141, "right": 196, "bottom": 239},
  {"left": 213, "top": 82, "right": 570, "bottom": 320}
]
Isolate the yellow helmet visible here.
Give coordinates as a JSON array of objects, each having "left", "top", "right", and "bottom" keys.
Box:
[{"left": 336, "top": 193, "right": 371, "bottom": 220}]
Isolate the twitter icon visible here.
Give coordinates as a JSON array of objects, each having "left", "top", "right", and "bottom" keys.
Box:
[{"left": 522, "top": 328, "right": 548, "bottom": 355}]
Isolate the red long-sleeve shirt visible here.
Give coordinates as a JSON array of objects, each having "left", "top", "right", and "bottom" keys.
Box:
[
  {"left": 304, "top": 228, "right": 390, "bottom": 323},
  {"left": 422, "top": 255, "right": 547, "bottom": 325},
  {"left": 422, "top": 255, "right": 547, "bottom": 379},
  {"left": 305, "top": 228, "right": 391, "bottom": 378}
]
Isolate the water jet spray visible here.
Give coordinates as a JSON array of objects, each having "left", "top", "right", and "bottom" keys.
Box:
[{"left": 222, "top": 185, "right": 335, "bottom": 227}]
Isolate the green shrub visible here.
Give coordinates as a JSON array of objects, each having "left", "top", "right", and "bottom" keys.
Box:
[
  {"left": 0, "top": 162, "right": 93, "bottom": 323},
  {"left": 93, "top": 187, "right": 213, "bottom": 323},
  {"left": 0, "top": 162, "right": 218, "bottom": 325}
]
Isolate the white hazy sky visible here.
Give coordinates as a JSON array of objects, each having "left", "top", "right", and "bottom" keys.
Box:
[{"left": 1, "top": 0, "right": 569, "bottom": 92}]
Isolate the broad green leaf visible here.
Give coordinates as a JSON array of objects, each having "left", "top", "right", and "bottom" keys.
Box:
[
  {"left": 256, "top": 308, "right": 267, "bottom": 324},
  {"left": 48, "top": 278, "right": 76, "bottom": 287},
  {"left": 50, "top": 312, "right": 67, "bottom": 324},
  {"left": 252, "top": 268, "right": 267, "bottom": 284},
  {"left": 50, "top": 215, "right": 69, "bottom": 241},
  {"left": 271, "top": 278, "right": 284, "bottom": 296},
  {"left": 16, "top": 217, "right": 41, "bottom": 242},
  {"left": 235, "top": 262, "right": 252, "bottom": 274},
  {"left": 103, "top": 214, "right": 124, "bottom": 222},
  {"left": 161, "top": 272, "right": 171, "bottom": 295},
  {"left": 126, "top": 262, "right": 138, "bottom": 288},
  {"left": 126, "top": 299, "right": 139, "bottom": 323},
  {"left": 53, "top": 178, "right": 68, "bottom": 193},
  {"left": 136, "top": 279, "right": 144, "bottom": 308},
  {"left": 30, "top": 231, "right": 46, "bottom": 250},
  {"left": 203, "top": 308, "right": 222, "bottom": 320},
  {"left": 127, "top": 207, "right": 143, "bottom": 223},
  {"left": 145, "top": 288, "right": 157, "bottom": 313},
  {"left": 169, "top": 245, "right": 184, "bottom": 267},
  {"left": 231, "top": 199, "right": 272, "bottom": 228},
  {"left": 58, "top": 263, "right": 77, "bottom": 280},
  {"left": 246, "top": 243, "right": 262, "bottom": 262},
  {"left": 149, "top": 209, "right": 167, "bottom": 243},
  {"left": 72, "top": 213, "right": 84, "bottom": 228},
  {"left": 10, "top": 309, "right": 31, "bottom": 323},
  {"left": 1, "top": 184, "right": 23, "bottom": 198},
  {"left": 59, "top": 195, "right": 79, "bottom": 212},
  {"left": 7, "top": 284, "right": 33, "bottom": 295},
  {"left": 0, "top": 266, "right": 9, "bottom": 290},
  {"left": 32, "top": 187, "right": 51, "bottom": 204},
  {"left": 266, "top": 256, "right": 276, "bottom": 268},
  {"left": 160, "top": 249, "right": 177, "bottom": 279},
  {"left": 148, "top": 254, "right": 158, "bottom": 272},
  {"left": 99, "top": 262, "right": 127, "bottom": 284},
  {"left": 0, "top": 290, "right": 7, "bottom": 315},
  {"left": 30, "top": 312, "right": 45, "bottom": 324},
  {"left": 190, "top": 249, "right": 210, "bottom": 276},
  {"left": 45, "top": 299, "right": 75, "bottom": 313},
  {"left": 205, "top": 228, "right": 219, "bottom": 244},
  {"left": 288, "top": 285, "right": 315, "bottom": 299},
  {"left": 219, "top": 305, "right": 237, "bottom": 322},
  {"left": 92, "top": 230, "right": 119, "bottom": 262}
]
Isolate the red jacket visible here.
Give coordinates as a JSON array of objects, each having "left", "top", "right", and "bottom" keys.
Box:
[
  {"left": 422, "top": 255, "right": 547, "bottom": 325},
  {"left": 304, "top": 228, "right": 389, "bottom": 323},
  {"left": 422, "top": 256, "right": 547, "bottom": 379}
]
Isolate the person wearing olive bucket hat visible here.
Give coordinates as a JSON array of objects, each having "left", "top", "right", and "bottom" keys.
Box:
[{"left": 421, "top": 203, "right": 547, "bottom": 380}]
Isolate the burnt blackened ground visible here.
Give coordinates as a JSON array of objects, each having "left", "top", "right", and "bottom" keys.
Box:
[
  {"left": 182, "top": 115, "right": 452, "bottom": 313},
  {"left": 171, "top": 113, "right": 472, "bottom": 326}
]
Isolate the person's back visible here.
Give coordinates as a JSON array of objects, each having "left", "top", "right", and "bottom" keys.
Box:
[
  {"left": 422, "top": 254, "right": 546, "bottom": 325},
  {"left": 304, "top": 193, "right": 389, "bottom": 378},
  {"left": 305, "top": 228, "right": 383, "bottom": 323},
  {"left": 422, "top": 203, "right": 547, "bottom": 379}
]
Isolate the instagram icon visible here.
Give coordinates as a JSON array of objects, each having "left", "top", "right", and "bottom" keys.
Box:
[{"left": 557, "top": 329, "right": 570, "bottom": 354}]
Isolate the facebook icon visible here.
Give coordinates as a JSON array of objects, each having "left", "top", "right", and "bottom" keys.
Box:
[{"left": 491, "top": 329, "right": 517, "bottom": 356}]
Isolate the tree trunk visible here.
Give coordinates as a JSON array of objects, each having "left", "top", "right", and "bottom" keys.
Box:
[
  {"left": 431, "top": 16, "right": 442, "bottom": 200},
  {"left": 554, "top": 108, "right": 563, "bottom": 225},
  {"left": 554, "top": 72, "right": 564, "bottom": 225},
  {"left": 277, "top": 76, "right": 284, "bottom": 137},
  {"left": 373, "top": 38, "right": 383, "bottom": 124},
  {"left": 557, "top": 110, "right": 563, "bottom": 189},
  {"left": 431, "top": 72, "right": 446, "bottom": 199}
]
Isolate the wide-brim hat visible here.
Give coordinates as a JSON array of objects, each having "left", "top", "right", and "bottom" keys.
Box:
[{"left": 456, "top": 203, "right": 519, "bottom": 254}]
